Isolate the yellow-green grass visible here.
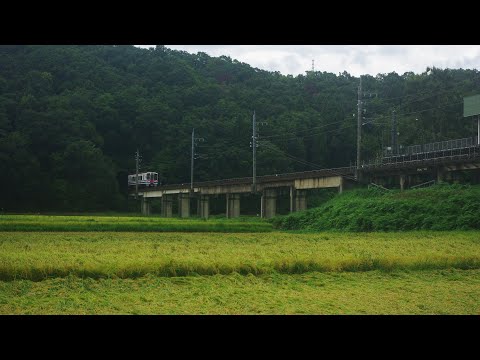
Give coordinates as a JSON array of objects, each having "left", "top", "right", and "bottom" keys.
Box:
[
  {"left": 1, "top": 269, "right": 479, "bottom": 314},
  {"left": 0, "top": 214, "right": 271, "bottom": 232},
  {"left": 1, "top": 231, "right": 479, "bottom": 281}
]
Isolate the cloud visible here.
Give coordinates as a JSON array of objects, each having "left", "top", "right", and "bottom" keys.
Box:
[{"left": 135, "top": 45, "right": 480, "bottom": 77}]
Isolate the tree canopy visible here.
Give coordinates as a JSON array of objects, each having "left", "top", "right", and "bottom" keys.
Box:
[{"left": 1, "top": 45, "right": 479, "bottom": 211}]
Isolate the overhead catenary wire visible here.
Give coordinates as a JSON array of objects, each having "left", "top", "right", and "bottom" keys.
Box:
[
  {"left": 187, "top": 97, "right": 466, "bottom": 185},
  {"left": 350, "top": 100, "right": 465, "bottom": 127},
  {"left": 207, "top": 86, "right": 467, "bottom": 147},
  {"left": 250, "top": 100, "right": 464, "bottom": 145},
  {"left": 180, "top": 100, "right": 464, "bottom": 168},
  {"left": 260, "top": 119, "right": 348, "bottom": 139},
  {"left": 260, "top": 141, "right": 324, "bottom": 169},
  {"left": 264, "top": 91, "right": 467, "bottom": 141},
  {"left": 252, "top": 101, "right": 464, "bottom": 171},
  {"left": 369, "top": 81, "right": 472, "bottom": 103},
  {"left": 261, "top": 141, "right": 358, "bottom": 181}
]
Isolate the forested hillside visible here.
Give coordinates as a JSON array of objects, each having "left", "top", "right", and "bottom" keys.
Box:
[{"left": 1, "top": 45, "right": 480, "bottom": 211}]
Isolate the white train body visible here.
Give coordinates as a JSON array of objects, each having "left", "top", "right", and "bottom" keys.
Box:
[{"left": 128, "top": 172, "right": 159, "bottom": 187}]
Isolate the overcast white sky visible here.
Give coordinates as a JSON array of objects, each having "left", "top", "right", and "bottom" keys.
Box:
[{"left": 135, "top": 45, "right": 480, "bottom": 77}]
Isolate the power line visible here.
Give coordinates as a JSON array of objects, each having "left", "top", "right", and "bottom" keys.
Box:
[
  {"left": 358, "top": 100, "right": 464, "bottom": 125},
  {"left": 261, "top": 142, "right": 324, "bottom": 169},
  {"left": 208, "top": 83, "right": 356, "bottom": 141},
  {"left": 185, "top": 98, "right": 465, "bottom": 184},
  {"left": 261, "top": 141, "right": 358, "bottom": 181},
  {"left": 254, "top": 100, "right": 463, "bottom": 148},
  {"left": 398, "top": 101, "right": 463, "bottom": 116},
  {"left": 260, "top": 119, "right": 347, "bottom": 139},
  {"left": 392, "top": 89, "right": 463, "bottom": 106},
  {"left": 260, "top": 121, "right": 355, "bottom": 143},
  {"left": 201, "top": 100, "right": 463, "bottom": 161},
  {"left": 375, "top": 82, "right": 470, "bottom": 103},
  {"left": 210, "top": 85, "right": 467, "bottom": 145}
]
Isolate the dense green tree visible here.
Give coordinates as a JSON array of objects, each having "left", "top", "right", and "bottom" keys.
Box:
[
  {"left": 51, "top": 140, "right": 121, "bottom": 211},
  {"left": 0, "top": 45, "right": 479, "bottom": 211}
]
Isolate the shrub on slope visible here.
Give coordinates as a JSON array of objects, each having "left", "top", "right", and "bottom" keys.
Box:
[{"left": 272, "top": 184, "right": 480, "bottom": 231}]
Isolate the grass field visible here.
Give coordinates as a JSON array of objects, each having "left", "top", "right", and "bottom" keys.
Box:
[
  {"left": 1, "top": 214, "right": 479, "bottom": 314},
  {"left": 0, "top": 214, "right": 272, "bottom": 232},
  {"left": 1, "top": 270, "right": 479, "bottom": 314},
  {"left": 1, "top": 231, "right": 479, "bottom": 281}
]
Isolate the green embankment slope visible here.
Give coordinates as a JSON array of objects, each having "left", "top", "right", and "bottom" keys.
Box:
[{"left": 272, "top": 184, "right": 480, "bottom": 232}]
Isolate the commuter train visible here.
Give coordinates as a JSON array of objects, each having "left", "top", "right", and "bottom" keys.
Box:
[{"left": 128, "top": 172, "right": 159, "bottom": 188}]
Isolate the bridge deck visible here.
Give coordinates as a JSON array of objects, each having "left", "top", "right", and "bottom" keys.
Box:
[
  {"left": 137, "top": 166, "right": 355, "bottom": 192},
  {"left": 133, "top": 144, "right": 480, "bottom": 194}
]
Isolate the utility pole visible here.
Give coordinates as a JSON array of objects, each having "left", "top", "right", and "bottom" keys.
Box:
[
  {"left": 391, "top": 109, "right": 397, "bottom": 155},
  {"left": 191, "top": 128, "right": 194, "bottom": 191},
  {"left": 250, "top": 111, "right": 266, "bottom": 193},
  {"left": 356, "top": 76, "right": 362, "bottom": 181},
  {"left": 190, "top": 128, "right": 205, "bottom": 192},
  {"left": 252, "top": 111, "right": 257, "bottom": 193},
  {"left": 381, "top": 129, "right": 385, "bottom": 157},
  {"left": 135, "top": 149, "right": 140, "bottom": 200}
]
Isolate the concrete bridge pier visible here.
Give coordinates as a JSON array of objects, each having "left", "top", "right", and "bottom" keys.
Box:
[
  {"left": 262, "top": 189, "right": 277, "bottom": 218},
  {"left": 295, "top": 189, "right": 307, "bottom": 212},
  {"left": 339, "top": 177, "right": 344, "bottom": 194},
  {"left": 199, "top": 195, "right": 209, "bottom": 219},
  {"left": 225, "top": 194, "right": 229, "bottom": 218},
  {"left": 178, "top": 193, "right": 190, "bottom": 218},
  {"left": 141, "top": 197, "right": 151, "bottom": 216},
  {"left": 400, "top": 175, "right": 406, "bottom": 191},
  {"left": 289, "top": 187, "right": 295, "bottom": 213},
  {"left": 437, "top": 167, "right": 447, "bottom": 183},
  {"left": 161, "top": 195, "right": 173, "bottom": 217},
  {"left": 226, "top": 193, "right": 241, "bottom": 218}
]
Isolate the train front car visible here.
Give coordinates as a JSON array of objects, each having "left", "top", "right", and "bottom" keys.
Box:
[
  {"left": 148, "top": 172, "right": 159, "bottom": 187},
  {"left": 128, "top": 174, "right": 137, "bottom": 187}
]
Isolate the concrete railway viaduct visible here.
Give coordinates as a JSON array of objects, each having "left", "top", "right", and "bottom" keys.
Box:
[{"left": 133, "top": 142, "right": 480, "bottom": 218}]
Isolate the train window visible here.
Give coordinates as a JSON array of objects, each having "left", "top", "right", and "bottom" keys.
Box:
[
  {"left": 147, "top": 173, "right": 150, "bottom": 180},
  {"left": 154, "top": 174, "right": 158, "bottom": 180}
]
